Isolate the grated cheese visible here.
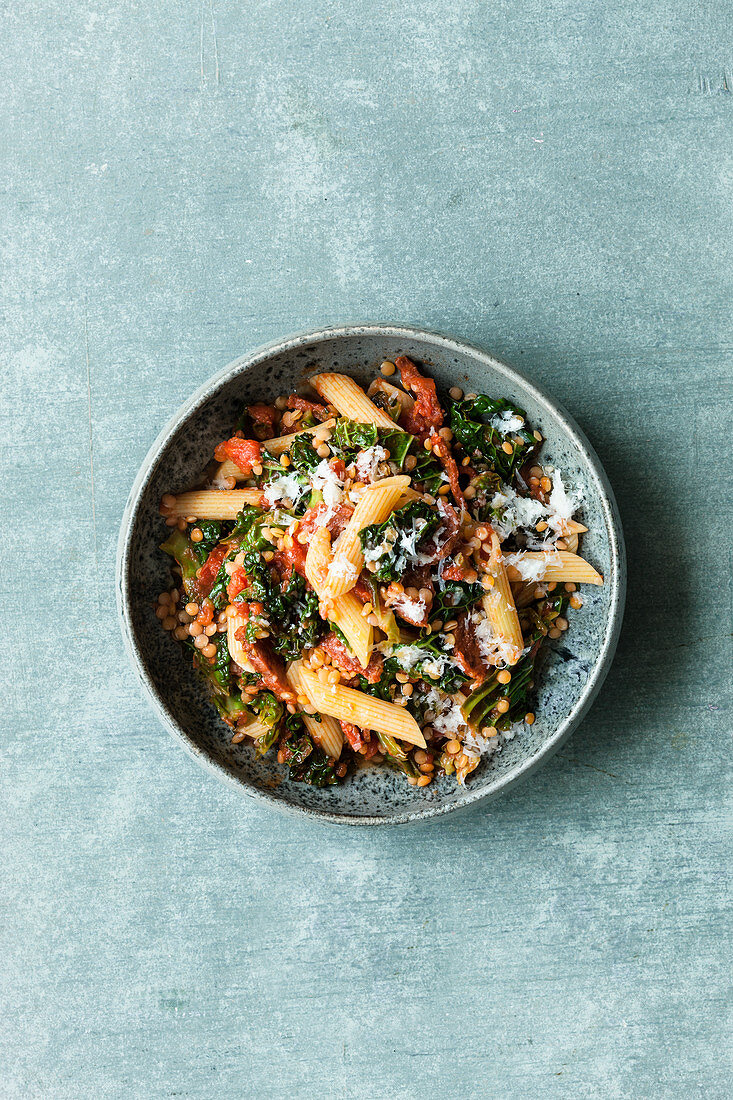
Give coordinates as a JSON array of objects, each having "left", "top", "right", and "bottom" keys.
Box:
[
  {"left": 355, "top": 445, "right": 387, "bottom": 484},
  {"left": 389, "top": 593, "right": 428, "bottom": 622},
  {"left": 264, "top": 471, "right": 307, "bottom": 508},
  {"left": 311, "top": 459, "right": 344, "bottom": 526},
  {"left": 502, "top": 549, "right": 561, "bottom": 584},
  {"left": 473, "top": 611, "right": 526, "bottom": 667},
  {"left": 490, "top": 410, "right": 525, "bottom": 435}
]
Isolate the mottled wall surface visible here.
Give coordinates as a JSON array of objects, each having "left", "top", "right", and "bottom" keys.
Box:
[{"left": 1, "top": 2, "right": 731, "bottom": 1097}]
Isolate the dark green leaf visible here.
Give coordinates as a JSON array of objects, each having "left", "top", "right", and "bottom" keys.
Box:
[
  {"left": 429, "top": 579, "right": 484, "bottom": 621},
  {"left": 328, "top": 418, "right": 414, "bottom": 469},
  {"left": 450, "top": 395, "right": 537, "bottom": 479},
  {"left": 282, "top": 728, "right": 340, "bottom": 786},
  {"left": 160, "top": 530, "right": 201, "bottom": 595},
  {"left": 359, "top": 500, "right": 440, "bottom": 582},
  {"left": 407, "top": 445, "right": 447, "bottom": 494}
]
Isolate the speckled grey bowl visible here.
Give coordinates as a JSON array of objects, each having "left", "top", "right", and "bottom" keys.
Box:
[{"left": 117, "top": 324, "right": 625, "bottom": 825}]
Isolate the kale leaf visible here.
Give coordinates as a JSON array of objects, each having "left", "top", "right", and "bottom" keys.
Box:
[
  {"left": 393, "top": 637, "right": 469, "bottom": 694},
  {"left": 208, "top": 508, "right": 273, "bottom": 609},
  {"left": 467, "top": 470, "right": 504, "bottom": 522},
  {"left": 407, "top": 445, "right": 447, "bottom": 494},
  {"left": 328, "top": 418, "right": 413, "bottom": 468},
  {"left": 245, "top": 689, "right": 284, "bottom": 752},
  {"left": 290, "top": 435, "right": 321, "bottom": 473},
  {"left": 212, "top": 691, "right": 248, "bottom": 724},
  {"left": 430, "top": 578, "right": 484, "bottom": 621},
  {"left": 281, "top": 727, "right": 340, "bottom": 786},
  {"left": 358, "top": 636, "right": 468, "bottom": 700},
  {"left": 359, "top": 500, "right": 440, "bottom": 582},
  {"left": 449, "top": 395, "right": 537, "bottom": 480},
  {"left": 191, "top": 520, "right": 226, "bottom": 564},
  {"left": 461, "top": 653, "right": 534, "bottom": 733},
  {"left": 230, "top": 506, "right": 272, "bottom": 551},
  {"left": 160, "top": 529, "right": 202, "bottom": 594},
  {"left": 236, "top": 552, "right": 323, "bottom": 660}
]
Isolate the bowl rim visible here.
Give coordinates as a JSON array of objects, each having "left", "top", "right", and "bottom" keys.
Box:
[{"left": 116, "top": 323, "right": 626, "bottom": 826}]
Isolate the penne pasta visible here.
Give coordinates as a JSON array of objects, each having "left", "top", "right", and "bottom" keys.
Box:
[
  {"left": 324, "top": 476, "right": 411, "bottom": 599},
  {"left": 260, "top": 418, "right": 337, "bottom": 458},
  {"left": 504, "top": 551, "right": 603, "bottom": 586},
  {"left": 166, "top": 489, "right": 264, "bottom": 519},
  {"left": 227, "top": 611, "right": 255, "bottom": 672},
  {"left": 237, "top": 716, "right": 271, "bottom": 741},
  {"left": 310, "top": 373, "right": 401, "bottom": 431},
  {"left": 369, "top": 594, "right": 401, "bottom": 644},
  {"left": 482, "top": 535, "right": 524, "bottom": 657},
  {"left": 305, "top": 528, "right": 374, "bottom": 667},
  {"left": 294, "top": 663, "right": 426, "bottom": 749},
  {"left": 287, "top": 664, "right": 343, "bottom": 759},
  {"left": 565, "top": 520, "right": 588, "bottom": 534},
  {"left": 367, "top": 377, "right": 415, "bottom": 415}
]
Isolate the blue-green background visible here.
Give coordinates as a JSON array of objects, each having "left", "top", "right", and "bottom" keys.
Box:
[{"left": 2, "top": 2, "right": 731, "bottom": 1096}]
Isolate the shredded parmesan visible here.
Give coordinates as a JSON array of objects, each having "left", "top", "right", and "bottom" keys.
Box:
[
  {"left": 311, "top": 459, "right": 344, "bottom": 526},
  {"left": 502, "top": 549, "right": 561, "bottom": 583},
  {"left": 355, "top": 445, "right": 387, "bottom": 484},
  {"left": 490, "top": 410, "right": 525, "bottom": 435},
  {"left": 264, "top": 471, "right": 307, "bottom": 508},
  {"left": 389, "top": 593, "right": 428, "bottom": 622},
  {"left": 473, "top": 612, "right": 526, "bottom": 667}
]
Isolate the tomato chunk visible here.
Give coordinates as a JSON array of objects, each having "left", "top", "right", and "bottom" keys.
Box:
[
  {"left": 196, "top": 545, "right": 227, "bottom": 594},
  {"left": 395, "top": 356, "right": 444, "bottom": 439},
  {"left": 213, "top": 437, "right": 262, "bottom": 475}
]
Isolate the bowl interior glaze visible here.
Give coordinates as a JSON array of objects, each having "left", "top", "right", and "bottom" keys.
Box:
[{"left": 117, "top": 325, "right": 625, "bottom": 825}]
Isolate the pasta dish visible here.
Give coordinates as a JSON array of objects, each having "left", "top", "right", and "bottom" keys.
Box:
[{"left": 156, "top": 358, "right": 602, "bottom": 789}]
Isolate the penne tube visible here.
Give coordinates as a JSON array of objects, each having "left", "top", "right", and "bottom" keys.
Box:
[
  {"left": 482, "top": 534, "right": 524, "bottom": 658},
  {"left": 370, "top": 594, "right": 401, "bottom": 644},
  {"left": 565, "top": 520, "right": 588, "bottom": 534},
  {"left": 260, "top": 418, "right": 337, "bottom": 457},
  {"left": 166, "top": 489, "right": 264, "bottom": 519},
  {"left": 504, "top": 551, "right": 603, "bottom": 586},
  {"left": 295, "top": 664, "right": 426, "bottom": 749},
  {"left": 324, "top": 476, "right": 411, "bottom": 599},
  {"left": 310, "top": 373, "right": 401, "bottom": 431},
  {"left": 305, "top": 528, "right": 374, "bottom": 667},
  {"left": 287, "top": 664, "right": 343, "bottom": 759},
  {"left": 514, "top": 582, "right": 539, "bottom": 610},
  {"left": 227, "top": 611, "right": 255, "bottom": 672},
  {"left": 237, "top": 716, "right": 271, "bottom": 741},
  {"left": 367, "top": 377, "right": 415, "bottom": 415},
  {"left": 215, "top": 419, "right": 338, "bottom": 482}
]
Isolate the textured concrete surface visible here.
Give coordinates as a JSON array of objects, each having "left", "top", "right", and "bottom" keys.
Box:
[{"left": 2, "top": 2, "right": 731, "bottom": 1097}]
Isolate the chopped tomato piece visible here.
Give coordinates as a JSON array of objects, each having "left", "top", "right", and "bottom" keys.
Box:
[
  {"left": 339, "top": 720, "right": 374, "bottom": 752},
  {"left": 286, "top": 396, "right": 330, "bottom": 422},
  {"left": 227, "top": 565, "right": 249, "bottom": 601},
  {"left": 395, "top": 356, "right": 444, "bottom": 439},
  {"left": 320, "top": 632, "right": 384, "bottom": 683},
  {"left": 440, "top": 563, "right": 469, "bottom": 583},
  {"left": 196, "top": 545, "right": 227, "bottom": 594},
  {"left": 273, "top": 539, "right": 307, "bottom": 583},
  {"left": 247, "top": 404, "right": 277, "bottom": 432},
  {"left": 213, "top": 437, "right": 262, "bottom": 475},
  {"left": 233, "top": 635, "right": 296, "bottom": 703},
  {"left": 298, "top": 501, "right": 354, "bottom": 539},
  {"left": 453, "top": 613, "right": 488, "bottom": 685},
  {"left": 329, "top": 457, "right": 346, "bottom": 481}
]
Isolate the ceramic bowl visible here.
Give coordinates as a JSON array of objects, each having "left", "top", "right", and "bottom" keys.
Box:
[{"left": 117, "top": 324, "right": 625, "bottom": 825}]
